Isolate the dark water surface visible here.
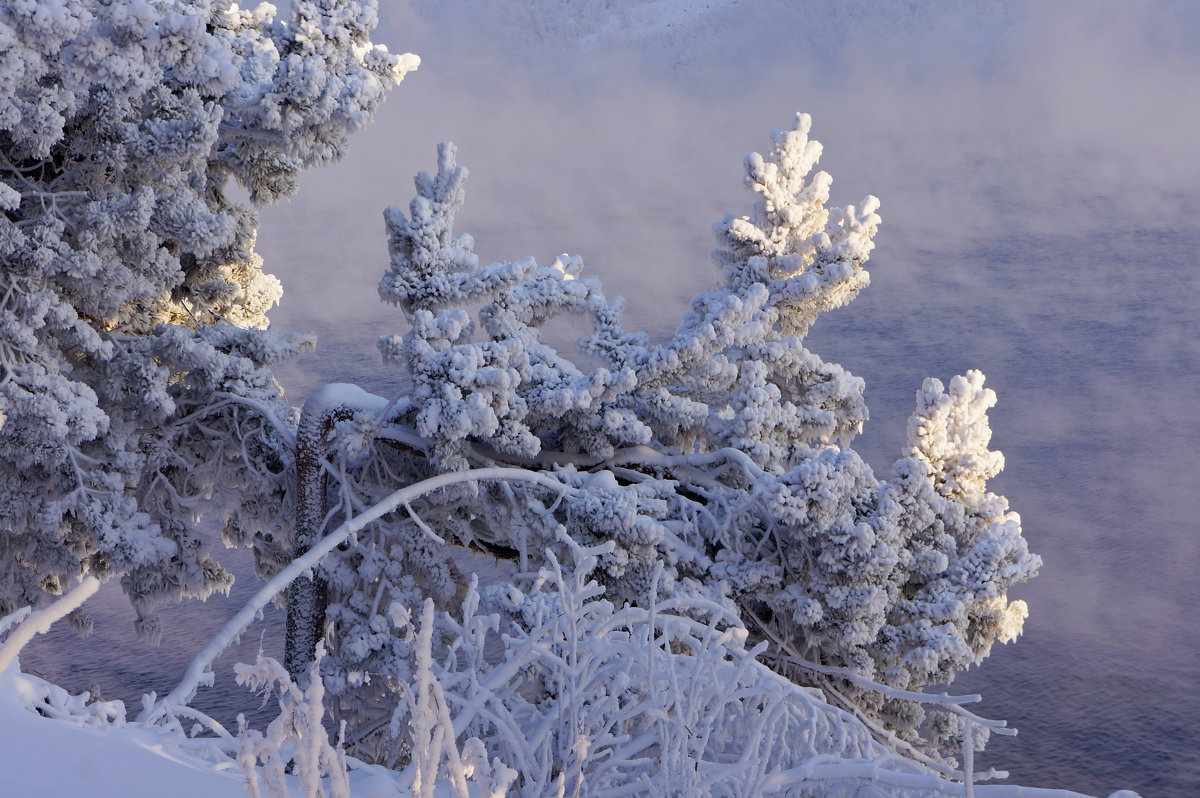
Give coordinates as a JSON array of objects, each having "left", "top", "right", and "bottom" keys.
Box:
[{"left": 19, "top": 550, "right": 287, "bottom": 734}]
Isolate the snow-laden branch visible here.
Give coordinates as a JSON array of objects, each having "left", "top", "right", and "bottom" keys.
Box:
[
  {"left": 0, "top": 0, "right": 413, "bottom": 643},
  {"left": 149, "top": 467, "right": 573, "bottom": 715},
  {"left": 212, "top": 391, "right": 300, "bottom": 449},
  {"left": 0, "top": 577, "right": 100, "bottom": 674}
]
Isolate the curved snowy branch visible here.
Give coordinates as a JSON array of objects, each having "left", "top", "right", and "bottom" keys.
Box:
[
  {"left": 0, "top": 577, "right": 100, "bottom": 674},
  {"left": 151, "top": 467, "right": 574, "bottom": 714}
]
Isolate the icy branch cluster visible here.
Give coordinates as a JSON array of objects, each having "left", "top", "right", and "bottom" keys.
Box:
[
  {"left": 0, "top": 0, "right": 414, "bottom": 637},
  {"left": 295, "top": 525, "right": 963, "bottom": 794},
  {"left": 311, "top": 114, "right": 1040, "bottom": 762},
  {"left": 412, "top": 537, "right": 907, "bottom": 795}
]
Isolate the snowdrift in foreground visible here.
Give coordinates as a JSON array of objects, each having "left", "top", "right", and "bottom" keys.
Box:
[{"left": 0, "top": 662, "right": 245, "bottom": 798}]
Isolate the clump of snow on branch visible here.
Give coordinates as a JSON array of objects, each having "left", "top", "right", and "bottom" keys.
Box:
[{"left": 0, "top": 0, "right": 415, "bottom": 638}]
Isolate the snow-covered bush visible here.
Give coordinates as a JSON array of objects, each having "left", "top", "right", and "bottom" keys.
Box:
[
  {"left": 294, "top": 115, "right": 1039, "bottom": 765},
  {"left": 405, "top": 532, "right": 907, "bottom": 796},
  {"left": 235, "top": 642, "right": 351, "bottom": 798},
  {"left": 0, "top": 0, "right": 416, "bottom": 638}
]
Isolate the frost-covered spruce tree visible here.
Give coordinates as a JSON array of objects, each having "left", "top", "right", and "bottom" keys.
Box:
[
  {"left": 310, "top": 115, "right": 1038, "bottom": 762},
  {"left": 0, "top": 0, "right": 416, "bottom": 639}
]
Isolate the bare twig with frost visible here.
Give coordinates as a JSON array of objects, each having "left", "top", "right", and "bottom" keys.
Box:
[{"left": 235, "top": 642, "right": 350, "bottom": 798}]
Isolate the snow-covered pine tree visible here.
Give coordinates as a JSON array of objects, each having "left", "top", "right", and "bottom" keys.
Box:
[
  {"left": 297, "top": 114, "right": 1039, "bottom": 764},
  {"left": 0, "top": 0, "right": 416, "bottom": 640}
]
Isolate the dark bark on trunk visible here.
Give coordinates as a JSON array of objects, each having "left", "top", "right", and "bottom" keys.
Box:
[{"left": 284, "top": 395, "right": 354, "bottom": 683}]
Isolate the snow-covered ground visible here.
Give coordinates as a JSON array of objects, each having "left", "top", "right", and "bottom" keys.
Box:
[
  {"left": 0, "top": 658, "right": 431, "bottom": 798},
  {"left": 0, "top": 662, "right": 248, "bottom": 798}
]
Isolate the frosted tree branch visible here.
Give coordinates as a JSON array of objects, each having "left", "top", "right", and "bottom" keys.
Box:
[{"left": 0, "top": 577, "right": 100, "bottom": 674}]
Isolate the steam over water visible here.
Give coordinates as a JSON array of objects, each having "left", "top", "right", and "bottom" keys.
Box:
[{"left": 21, "top": 3, "right": 1200, "bottom": 796}]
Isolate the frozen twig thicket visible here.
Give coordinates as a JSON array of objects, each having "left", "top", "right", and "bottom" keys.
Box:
[
  {"left": 371, "top": 528, "right": 1038, "bottom": 796},
  {"left": 234, "top": 642, "right": 351, "bottom": 798}
]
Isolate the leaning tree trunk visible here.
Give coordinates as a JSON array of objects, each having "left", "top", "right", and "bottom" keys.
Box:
[{"left": 284, "top": 385, "right": 363, "bottom": 683}]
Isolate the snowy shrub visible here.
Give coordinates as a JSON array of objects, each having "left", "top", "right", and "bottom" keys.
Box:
[
  {"left": 295, "top": 115, "right": 1040, "bottom": 763},
  {"left": 0, "top": 0, "right": 416, "bottom": 638},
  {"left": 235, "top": 642, "right": 351, "bottom": 798},
  {"left": 412, "top": 532, "right": 906, "bottom": 796}
]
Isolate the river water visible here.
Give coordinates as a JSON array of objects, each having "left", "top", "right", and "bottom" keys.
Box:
[
  {"left": 808, "top": 230, "right": 1200, "bottom": 798},
  {"left": 17, "top": 2, "right": 1200, "bottom": 797}
]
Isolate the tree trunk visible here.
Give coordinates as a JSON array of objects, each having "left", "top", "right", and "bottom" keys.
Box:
[{"left": 284, "top": 387, "right": 363, "bottom": 683}]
